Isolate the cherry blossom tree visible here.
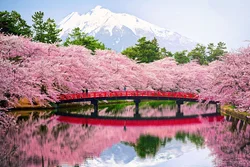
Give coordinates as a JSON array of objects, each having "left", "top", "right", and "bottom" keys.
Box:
[
  {"left": 200, "top": 47, "right": 250, "bottom": 110},
  {"left": 0, "top": 34, "right": 150, "bottom": 108},
  {"left": 1, "top": 33, "right": 250, "bottom": 112}
]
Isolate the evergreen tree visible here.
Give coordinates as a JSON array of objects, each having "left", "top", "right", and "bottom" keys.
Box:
[
  {"left": 186, "top": 42, "right": 227, "bottom": 65},
  {"left": 63, "top": 27, "right": 106, "bottom": 52},
  {"left": 166, "top": 51, "right": 174, "bottom": 57},
  {"left": 121, "top": 46, "right": 138, "bottom": 60},
  {"left": 32, "top": 11, "right": 62, "bottom": 43},
  {"left": 32, "top": 11, "right": 46, "bottom": 42},
  {"left": 160, "top": 47, "right": 167, "bottom": 58},
  {"left": 188, "top": 44, "right": 207, "bottom": 65},
  {"left": 122, "top": 37, "right": 162, "bottom": 63},
  {"left": 0, "top": 11, "right": 32, "bottom": 37},
  {"left": 160, "top": 47, "right": 173, "bottom": 57},
  {"left": 137, "top": 37, "right": 161, "bottom": 63},
  {"left": 207, "top": 42, "right": 227, "bottom": 62},
  {"left": 44, "top": 18, "right": 62, "bottom": 44},
  {"left": 174, "top": 50, "right": 190, "bottom": 64}
]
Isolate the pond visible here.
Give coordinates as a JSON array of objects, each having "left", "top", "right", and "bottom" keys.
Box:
[{"left": 1, "top": 101, "right": 249, "bottom": 167}]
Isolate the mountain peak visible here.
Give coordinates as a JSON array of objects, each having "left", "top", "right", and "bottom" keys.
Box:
[
  {"left": 90, "top": 5, "right": 111, "bottom": 15},
  {"left": 92, "top": 5, "right": 103, "bottom": 10},
  {"left": 58, "top": 7, "right": 196, "bottom": 52}
]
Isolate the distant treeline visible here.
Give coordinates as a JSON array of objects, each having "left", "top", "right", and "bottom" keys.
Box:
[{"left": 0, "top": 10, "right": 227, "bottom": 64}]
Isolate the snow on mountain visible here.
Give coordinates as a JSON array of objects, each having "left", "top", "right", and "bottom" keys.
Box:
[
  {"left": 58, "top": 6, "right": 197, "bottom": 52},
  {"left": 81, "top": 140, "right": 213, "bottom": 167}
]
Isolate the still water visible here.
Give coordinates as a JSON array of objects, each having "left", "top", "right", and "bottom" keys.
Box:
[{"left": 1, "top": 101, "right": 249, "bottom": 167}]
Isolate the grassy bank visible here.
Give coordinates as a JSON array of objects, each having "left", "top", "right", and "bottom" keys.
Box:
[{"left": 221, "top": 105, "right": 250, "bottom": 124}]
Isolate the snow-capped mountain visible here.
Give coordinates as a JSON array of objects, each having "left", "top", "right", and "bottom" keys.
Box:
[
  {"left": 82, "top": 140, "right": 214, "bottom": 167},
  {"left": 58, "top": 6, "right": 197, "bottom": 52}
]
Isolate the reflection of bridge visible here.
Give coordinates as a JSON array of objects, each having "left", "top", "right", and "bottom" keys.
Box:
[
  {"left": 57, "top": 113, "right": 224, "bottom": 126},
  {"left": 57, "top": 91, "right": 220, "bottom": 117}
]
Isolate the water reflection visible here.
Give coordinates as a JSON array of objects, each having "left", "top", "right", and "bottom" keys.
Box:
[
  {"left": 1, "top": 102, "right": 249, "bottom": 166},
  {"left": 202, "top": 120, "right": 250, "bottom": 167},
  {"left": 123, "top": 132, "right": 204, "bottom": 159}
]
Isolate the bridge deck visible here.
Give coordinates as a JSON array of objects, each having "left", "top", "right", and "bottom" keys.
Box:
[
  {"left": 58, "top": 91, "right": 204, "bottom": 103},
  {"left": 58, "top": 91, "right": 217, "bottom": 104}
]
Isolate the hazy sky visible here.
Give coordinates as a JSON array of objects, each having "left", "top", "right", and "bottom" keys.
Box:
[{"left": 1, "top": 0, "right": 249, "bottom": 50}]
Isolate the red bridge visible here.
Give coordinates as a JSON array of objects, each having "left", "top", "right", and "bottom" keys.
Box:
[
  {"left": 58, "top": 91, "right": 200, "bottom": 101},
  {"left": 57, "top": 91, "right": 219, "bottom": 117}
]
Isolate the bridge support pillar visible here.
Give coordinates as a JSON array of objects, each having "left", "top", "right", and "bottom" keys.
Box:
[
  {"left": 91, "top": 100, "right": 98, "bottom": 117},
  {"left": 55, "top": 103, "right": 59, "bottom": 113},
  {"left": 176, "top": 100, "right": 184, "bottom": 117},
  {"left": 134, "top": 99, "right": 141, "bottom": 118},
  {"left": 216, "top": 103, "right": 221, "bottom": 113}
]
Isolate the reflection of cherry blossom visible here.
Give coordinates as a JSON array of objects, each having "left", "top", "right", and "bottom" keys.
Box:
[
  {"left": 202, "top": 121, "right": 250, "bottom": 167},
  {"left": 0, "top": 107, "right": 223, "bottom": 167},
  {"left": 0, "top": 112, "right": 19, "bottom": 167}
]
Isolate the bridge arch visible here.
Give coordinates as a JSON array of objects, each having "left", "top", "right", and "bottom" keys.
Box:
[{"left": 56, "top": 91, "right": 219, "bottom": 117}]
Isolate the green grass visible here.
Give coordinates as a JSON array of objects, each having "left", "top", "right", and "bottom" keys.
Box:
[
  {"left": 221, "top": 105, "right": 250, "bottom": 124},
  {"left": 58, "top": 100, "right": 177, "bottom": 114},
  {"left": 99, "top": 103, "right": 134, "bottom": 115},
  {"left": 140, "top": 100, "right": 176, "bottom": 109},
  {"left": 185, "top": 101, "right": 198, "bottom": 106}
]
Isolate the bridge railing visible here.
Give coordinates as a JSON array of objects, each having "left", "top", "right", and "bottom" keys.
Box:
[{"left": 59, "top": 91, "right": 199, "bottom": 101}]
